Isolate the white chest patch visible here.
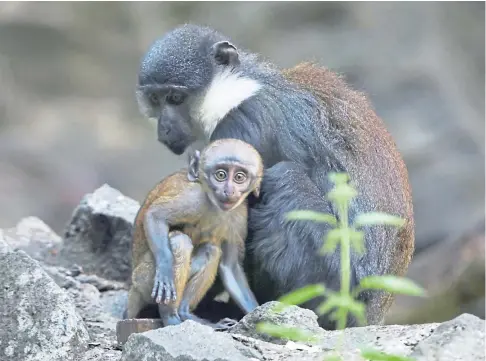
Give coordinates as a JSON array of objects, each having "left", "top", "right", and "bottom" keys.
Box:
[{"left": 195, "top": 69, "right": 262, "bottom": 138}]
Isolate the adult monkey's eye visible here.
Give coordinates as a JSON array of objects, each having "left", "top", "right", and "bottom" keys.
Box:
[
  {"left": 148, "top": 93, "right": 159, "bottom": 106},
  {"left": 233, "top": 172, "right": 247, "bottom": 184},
  {"left": 214, "top": 169, "right": 227, "bottom": 182},
  {"left": 166, "top": 90, "right": 185, "bottom": 105}
]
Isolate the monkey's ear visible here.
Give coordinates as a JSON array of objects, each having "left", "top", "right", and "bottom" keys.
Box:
[
  {"left": 187, "top": 150, "right": 201, "bottom": 182},
  {"left": 252, "top": 174, "right": 263, "bottom": 198},
  {"left": 252, "top": 187, "right": 260, "bottom": 198},
  {"left": 211, "top": 41, "right": 240, "bottom": 67}
]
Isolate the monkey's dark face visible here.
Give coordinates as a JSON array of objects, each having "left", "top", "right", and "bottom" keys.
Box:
[
  {"left": 136, "top": 84, "right": 197, "bottom": 155},
  {"left": 137, "top": 25, "right": 261, "bottom": 156},
  {"left": 204, "top": 163, "right": 256, "bottom": 212}
]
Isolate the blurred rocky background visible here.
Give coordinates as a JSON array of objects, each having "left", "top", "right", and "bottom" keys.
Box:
[{"left": 0, "top": 2, "right": 484, "bottom": 324}]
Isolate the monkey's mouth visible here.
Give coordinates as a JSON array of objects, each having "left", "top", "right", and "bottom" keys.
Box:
[{"left": 216, "top": 198, "right": 239, "bottom": 211}]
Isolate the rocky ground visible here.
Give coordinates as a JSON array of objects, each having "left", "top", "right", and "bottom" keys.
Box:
[{"left": 0, "top": 185, "right": 484, "bottom": 361}]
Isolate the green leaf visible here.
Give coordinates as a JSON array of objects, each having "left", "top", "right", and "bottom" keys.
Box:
[
  {"left": 328, "top": 172, "right": 350, "bottom": 185},
  {"left": 328, "top": 308, "right": 346, "bottom": 323},
  {"left": 255, "top": 322, "right": 318, "bottom": 343},
  {"left": 321, "top": 228, "right": 365, "bottom": 255},
  {"left": 336, "top": 294, "right": 366, "bottom": 324},
  {"left": 361, "top": 348, "right": 415, "bottom": 361},
  {"left": 354, "top": 212, "right": 406, "bottom": 228},
  {"left": 286, "top": 210, "right": 337, "bottom": 226},
  {"left": 316, "top": 300, "right": 334, "bottom": 316},
  {"left": 277, "top": 284, "right": 326, "bottom": 309},
  {"left": 316, "top": 293, "right": 367, "bottom": 327},
  {"left": 321, "top": 229, "right": 342, "bottom": 254},
  {"left": 359, "top": 276, "right": 427, "bottom": 297},
  {"left": 327, "top": 184, "right": 358, "bottom": 204}
]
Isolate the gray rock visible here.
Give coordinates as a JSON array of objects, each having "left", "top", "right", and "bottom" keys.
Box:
[
  {"left": 3, "top": 224, "right": 484, "bottom": 361},
  {"left": 121, "top": 321, "right": 253, "bottom": 361},
  {"left": 76, "top": 274, "right": 127, "bottom": 292},
  {"left": 319, "top": 322, "right": 439, "bottom": 357},
  {"left": 42, "top": 263, "right": 81, "bottom": 289},
  {"left": 65, "top": 282, "right": 120, "bottom": 350},
  {"left": 40, "top": 263, "right": 128, "bottom": 298},
  {"left": 0, "top": 217, "right": 129, "bottom": 357},
  {"left": 230, "top": 301, "right": 326, "bottom": 344},
  {"left": 121, "top": 320, "right": 326, "bottom": 361},
  {"left": 100, "top": 289, "right": 128, "bottom": 319},
  {"left": 0, "top": 216, "right": 61, "bottom": 262},
  {"left": 230, "top": 301, "right": 439, "bottom": 357},
  {"left": 411, "top": 313, "right": 485, "bottom": 361},
  {"left": 119, "top": 313, "right": 483, "bottom": 361},
  {"left": 81, "top": 347, "right": 122, "bottom": 361},
  {"left": 60, "top": 184, "right": 140, "bottom": 282},
  {"left": 0, "top": 248, "right": 89, "bottom": 361},
  {"left": 312, "top": 313, "right": 485, "bottom": 360}
]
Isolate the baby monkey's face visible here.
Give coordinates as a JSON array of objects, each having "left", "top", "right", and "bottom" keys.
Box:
[{"left": 205, "top": 162, "right": 255, "bottom": 212}]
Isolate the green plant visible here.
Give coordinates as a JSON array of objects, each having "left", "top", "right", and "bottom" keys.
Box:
[{"left": 256, "top": 172, "right": 426, "bottom": 361}]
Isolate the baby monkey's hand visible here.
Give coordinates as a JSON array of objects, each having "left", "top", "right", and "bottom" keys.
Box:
[{"left": 152, "top": 263, "right": 177, "bottom": 304}]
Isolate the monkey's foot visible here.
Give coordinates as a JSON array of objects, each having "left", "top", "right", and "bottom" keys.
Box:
[
  {"left": 160, "top": 307, "right": 183, "bottom": 327},
  {"left": 116, "top": 318, "right": 164, "bottom": 345}
]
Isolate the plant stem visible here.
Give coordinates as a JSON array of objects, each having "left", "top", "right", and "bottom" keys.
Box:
[{"left": 337, "top": 201, "right": 351, "bottom": 331}]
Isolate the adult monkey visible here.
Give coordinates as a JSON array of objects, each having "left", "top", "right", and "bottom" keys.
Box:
[{"left": 135, "top": 24, "right": 414, "bottom": 329}]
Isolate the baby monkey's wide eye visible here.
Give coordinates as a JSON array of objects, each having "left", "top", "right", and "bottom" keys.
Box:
[
  {"left": 214, "top": 169, "right": 227, "bottom": 182},
  {"left": 233, "top": 171, "right": 247, "bottom": 184}
]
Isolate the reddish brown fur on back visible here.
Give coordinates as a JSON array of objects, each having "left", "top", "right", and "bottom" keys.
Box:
[
  {"left": 284, "top": 63, "right": 415, "bottom": 312},
  {"left": 283, "top": 62, "right": 371, "bottom": 155}
]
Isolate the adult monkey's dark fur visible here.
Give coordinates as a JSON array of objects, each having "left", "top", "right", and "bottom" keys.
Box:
[{"left": 136, "top": 24, "right": 415, "bottom": 329}]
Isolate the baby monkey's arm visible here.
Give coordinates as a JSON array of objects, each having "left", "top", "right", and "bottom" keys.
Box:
[
  {"left": 219, "top": 239, "right": 259, "bottom": 314},
  {"left": 144, "top": 180, "right": 201, "bottom": 304}
]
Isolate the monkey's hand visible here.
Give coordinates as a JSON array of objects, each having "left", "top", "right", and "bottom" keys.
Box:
[{"left": 152, "top": 264, "right": 177, "bottom": 304}]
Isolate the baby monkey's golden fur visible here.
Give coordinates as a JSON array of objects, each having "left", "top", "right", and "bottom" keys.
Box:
[{"left": 126, "top": 139, "right": 263, "bottom": 329}]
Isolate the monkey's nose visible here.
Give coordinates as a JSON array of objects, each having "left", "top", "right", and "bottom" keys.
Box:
[{"left": 224, "top": 189, "right": 235, "bottom": 197}]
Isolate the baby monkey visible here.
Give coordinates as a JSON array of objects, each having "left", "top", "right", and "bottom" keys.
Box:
[{"left": 126, "top": 138, "right": 263, "bottom": 330}]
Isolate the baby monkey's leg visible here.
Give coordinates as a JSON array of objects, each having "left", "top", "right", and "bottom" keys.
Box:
[
  {"left": 158, "top": 231, "right": 193, "bottom": 326},
  {"left": 126, "top": 282, "right": 148, "bottom": 319},
  {"left": 126, "top": 251, "right": 158, "bottom": 319},
  {"left": 178, "top": 243, "right": 220, "bottom": 322},
  {"left": 178, "top": 243, "right": 237, "bottom": 330}
]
